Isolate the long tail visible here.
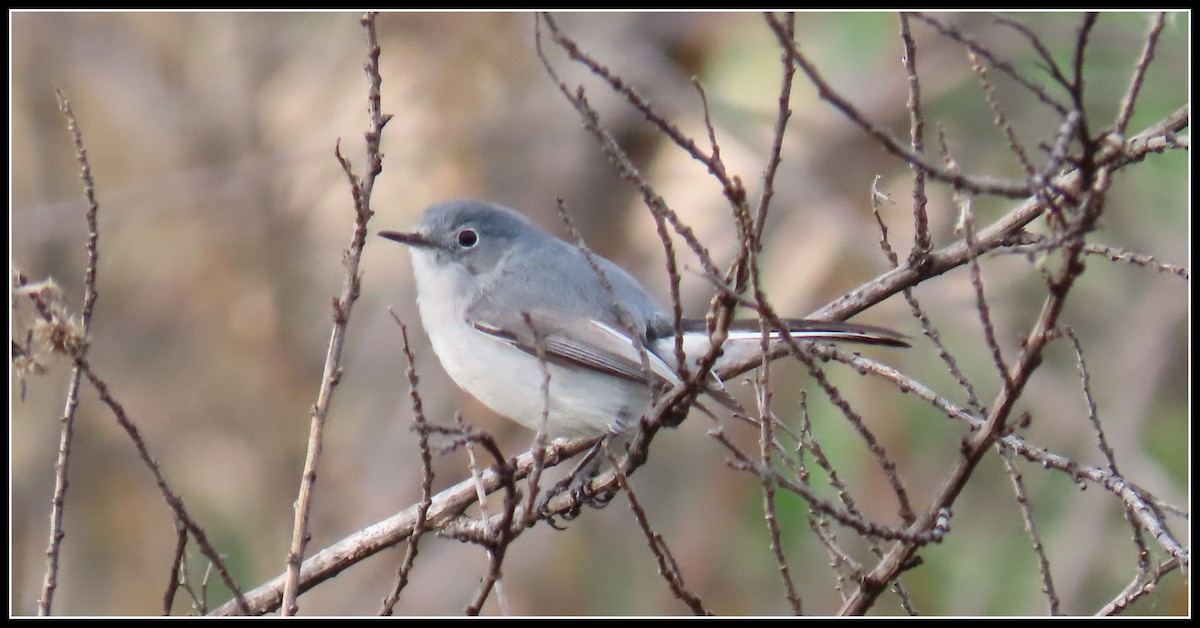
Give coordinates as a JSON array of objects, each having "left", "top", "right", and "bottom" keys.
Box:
[{"left": 683, "top": 318, "right": 910, "bottom": 348}]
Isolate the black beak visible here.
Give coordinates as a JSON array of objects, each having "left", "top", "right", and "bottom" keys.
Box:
[{"left": 379, "top": 230, "right": 437, "bottom": 249}]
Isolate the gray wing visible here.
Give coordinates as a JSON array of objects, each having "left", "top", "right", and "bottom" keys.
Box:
[
  {"left": 468, "top": 306, "right": 681, "bottom": 388},
  {"left": 465, "top": 235, "right": 679, "bottom": 386}
]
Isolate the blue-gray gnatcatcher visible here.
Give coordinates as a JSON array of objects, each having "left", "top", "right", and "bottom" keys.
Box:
[{"left": 381, "top": 199, "right": 907, "bottom": 440}]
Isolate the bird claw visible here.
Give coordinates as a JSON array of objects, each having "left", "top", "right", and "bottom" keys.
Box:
[{"left": 535, "top": 439, "right": 618, "bottom": 524}]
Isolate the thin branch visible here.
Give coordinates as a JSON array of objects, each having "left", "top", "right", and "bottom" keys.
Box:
[
  {"left": 765, "top": 12, "right": 1034, "bottom": 199},
  {"left": 379, "top": 313, "right": 436, "bottom": 615},
  {"left": 716, "top": 434, "right": 944, "bottom": 546},
  {"left": 610, "top": 448, "right": 711, "bottom": 615},
  {"left": 1000, "top": 452, "right": 1061, "bottom": 615},
  {"left": 539, "top": 13, "right": 746, "bottom": 209},
  {"left": 536, "top": 13, "right": 723, "bottom": 282},
  {"left": 282, "top": 12, "right": 390, "bottom": 616},
  {"left": 753, "top": 11, "right": 796, "bottom": 243},
  {"left": 38, "top": 90, "right": 101, "bottom": 617},
  {"left": 742, "top": 88, "right": 802, "bottom": 609},
  {"left": 840, "top": 119, "right": 1121, "bottom": 611},
  {"left": 798, "top": 107, "right": 1187, "bottom": 325},
  {"left": 519, "top": 310, "right": 555, "bottom": 529},
  {"left": 870, "top": 182, "right": 985, "bottom": 413},
  {"left": 1081, "top": 242, "right": 1189, "bottom": 279},
  {"left": 915, "top": 12, "right": 1071, "bottom": 116},
  {"left": 76, "top": 356, "right": 250, "bottom": 613},
  {"left": 1064, "top": 328, "right": 1152, "bottom": 574},
  {"left": 968, "top": 50, "right": 1036, "bottom": 177},
  {"left": 1002, "top": 233, "right": 1190, "bottom": 280},
  {"left": 443, "top": 426, "right": 519, "bottom": 616},
  {"left": 1113, "top": 12, "right": 1166, "bottom": 136},
  {"left": 16, "top": 275, "right": 251, "bottom": 614},
  {"left": 177, "top": 546, "right": 213, "bottom": 615},
  {"left": 942, "top": 131, "right": 1012, "bottom": 389},
  {"left": 1097, "top": 558, "right": 1181, "bottom": 616},
  {"left": 811, "top": 343, "right": 1187, "bottom": 564},
  {"left": 898, "top": 13, "right": 934, "bottom": 267},
  {"left": 163, "top": 522, "right": 189, "bottom": 615}
]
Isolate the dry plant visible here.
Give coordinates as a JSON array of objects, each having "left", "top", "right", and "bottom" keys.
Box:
[{"left": 12, "top": 11, "right": 1188, "bottom": 616}]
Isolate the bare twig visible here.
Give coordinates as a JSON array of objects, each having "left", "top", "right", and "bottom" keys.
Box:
[
  {"left": 519, "top": 310, "right": 554, "bottom": 528},
  {"left": 765, "top": 12, "right": 1035, "bottom": 199},
  {"left": 753, "top": 11, "right": 796, "bottom": 243},
  {"left": 610, "top": 448, "right": 711, "bottom": 615},
  {"left": 915, "top": 12, "right": 1071, "bottom": 116},
  {"left": 540, "top": 13, "right": 748, "bottom": 210},
  {"left": 163, "top": 522, "right": 189, "bottom": 615},
  {"left": 379, "top": 313, "right": 436, "bottom": 615},
  {"left": 1003, "top": 233, "right": 1190, "bottom": 280},
  {"left": 37, "top": 90, "right": 101, "bottom": 617},
  {"left": 740, "top": 65, "right": 803, "bottom": 607},
  {"left": 76, "top": 355, "right": 250, "bottom": 613},
  {"left": 536, "top": 13, "right": 723, "bottom": 281},
  {"left": 720, "top": 299, "right": 918, "bottom": 528},
  {"left": 1064, "top": 328, "right": 1152, "bottom": 574},
  {"left": 870, "top": 181, "right": 985, "bottom": 413},
  {"left": 839, "top": 108, "right": 1134, "bottom": 610},
  {"left": 969, "top": 50, "right": 1036, "bottom": 177},
  {"left": 942, "top": 131, "right": 1012, "bottom": 390},
  {"left": 1097, "top": 557, "right": 1181, "bottom": 616},
  {"left": 443, "top": 426, "right": 519, "bottom": 616},
  {"left": 34, "top": 93, "right": 251, "bottom": 616},
  {"left": 799, "top": 107, "right": 1187, "bottom": 325},
  {"left": 898, "top": 13, "right": 934, "bottom": 267},
  {"left": 812, "top": 344, "right": 1186, "bottom": 561},
  {"left": 1001, "top": 452, "right": 1061, "bottom": 615},
  {"left": 1113, "top": 13, "right": 1166, "bottom": 137},
  {"left": 282, "top": 12, "right": 391, "bottom": 616}
]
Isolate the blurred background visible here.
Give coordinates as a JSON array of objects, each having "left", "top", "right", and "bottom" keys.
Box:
[{"left": 10, "top": 11, "right": 1188, "bottom": 616}]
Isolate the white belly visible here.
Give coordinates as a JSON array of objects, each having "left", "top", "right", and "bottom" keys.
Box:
[{"left": 412, "top": 255, "right": 652, "bottom": 439}]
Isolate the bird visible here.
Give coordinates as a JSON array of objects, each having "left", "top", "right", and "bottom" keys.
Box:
[{"left": 380, "top": 199, "right": 907, "bottom": 440}]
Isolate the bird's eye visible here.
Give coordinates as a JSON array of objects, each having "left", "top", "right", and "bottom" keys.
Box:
[{"left": 457, "top": 229, "right": 479, "bottom": 249}]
